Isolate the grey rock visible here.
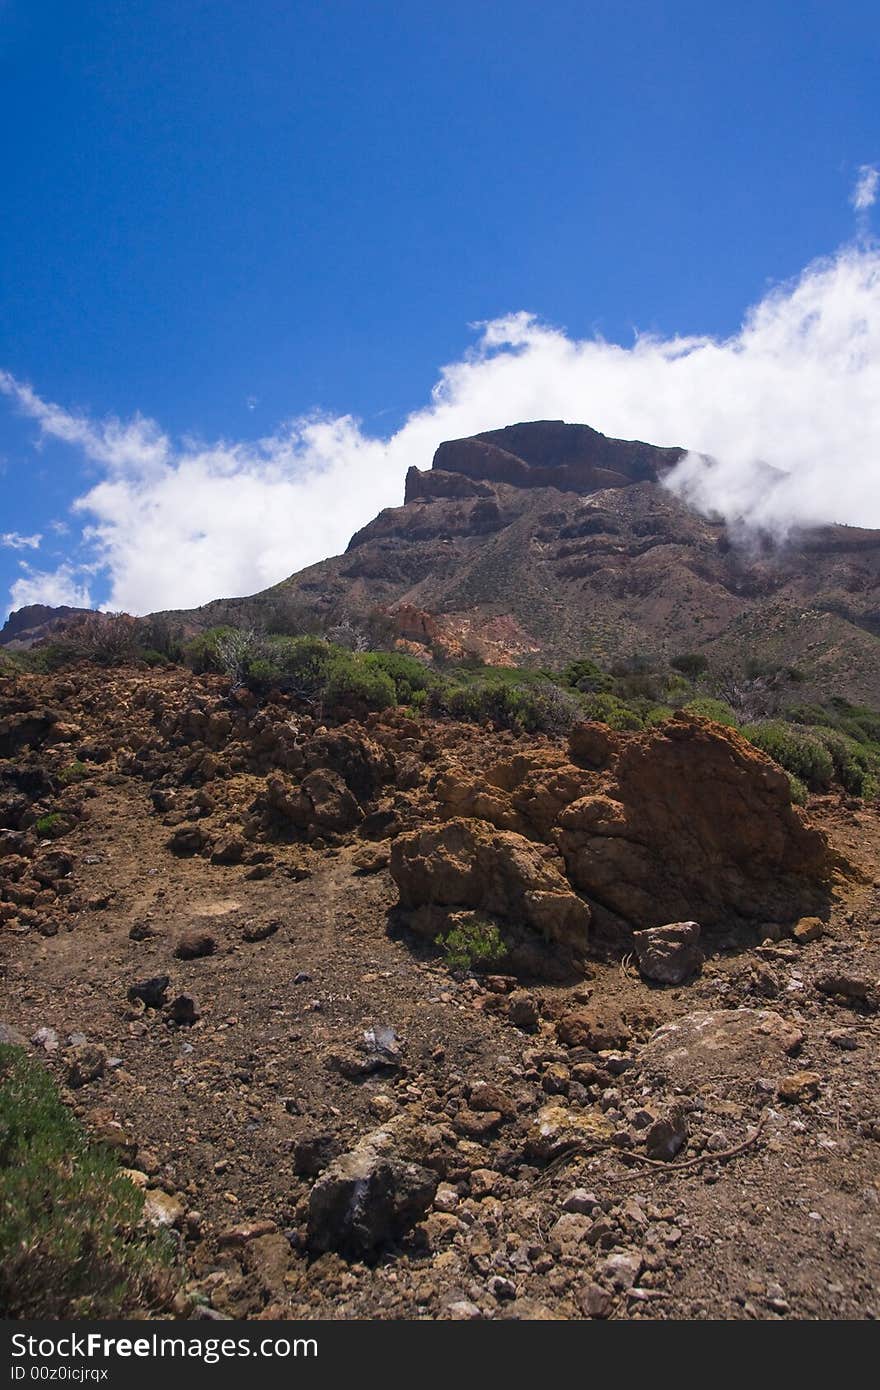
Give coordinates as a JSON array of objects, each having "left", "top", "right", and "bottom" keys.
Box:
[
  {"left": 307, "top": 1122, "right": 438, "bottom": 1256},
  {"left": 633, "top": 921, "right": 704, "bottom": 985}
]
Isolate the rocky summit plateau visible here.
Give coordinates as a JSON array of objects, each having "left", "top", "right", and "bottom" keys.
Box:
[{"left": 1, "top": 420, "right": 879, "bottom": 1323}]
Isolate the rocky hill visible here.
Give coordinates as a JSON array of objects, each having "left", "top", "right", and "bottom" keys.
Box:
[
  {"left": 0, "top": 604, "right": 91, "bottom": 651},
  {"left": 158, "top": 420, "right": 880, "bottom": 704}
]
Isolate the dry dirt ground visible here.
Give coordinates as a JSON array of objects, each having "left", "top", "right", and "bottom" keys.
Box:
[{"left": 2, "top": 676, "right": 880, "bottom": 1321}]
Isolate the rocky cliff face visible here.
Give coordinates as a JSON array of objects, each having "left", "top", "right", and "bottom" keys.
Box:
[{"left": 0, "top": 604, "right": 90, "bottom": 651}]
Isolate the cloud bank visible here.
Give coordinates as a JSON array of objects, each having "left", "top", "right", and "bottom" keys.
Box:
[{"left": 3, "top": 238, "right": 880, "bottom": 616}]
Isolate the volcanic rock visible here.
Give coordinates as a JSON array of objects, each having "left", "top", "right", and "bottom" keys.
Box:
[
  {"left": 307, "top": 1122, "right": 439, "bottom": 1256},
  {"left": 632, "top": 921, "right": 704, "bottom": 984},
  {"left": 389, "top": 817, "right": 590, "bottom": 958}
]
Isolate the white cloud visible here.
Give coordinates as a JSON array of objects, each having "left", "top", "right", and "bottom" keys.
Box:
[
  {"left": 9, "top": 563, "right": 92, "bottom": 611},
  {"left": 852, "top": 164, "right": 879, "bottom": 212},
  {"left": 3, "top": 240, "right": 880, "bottom": 616},
  {"left": 1, "top": 531, "right": 42, "bottom": 551}
]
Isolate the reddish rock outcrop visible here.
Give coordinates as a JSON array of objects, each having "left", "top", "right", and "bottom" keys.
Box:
[
  {"left": 430, "top": 715, "right": 831, "bottom": 940},
  {"left": 389, "top": 817, "right": 591, "bottom": 965}
]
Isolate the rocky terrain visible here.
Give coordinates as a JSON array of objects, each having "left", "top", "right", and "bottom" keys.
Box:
[
  {"left": 2, "top": 660, "right": 879, "bottom": 1320},
  {"left": 150, "top": 420, "right": 880, "bottom": 705}
]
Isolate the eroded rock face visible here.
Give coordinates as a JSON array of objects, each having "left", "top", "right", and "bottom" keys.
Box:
[
  {"left": 431, "top": 715, "right": 830, "bottom": 939},
  {"left": 560, "top": 716, "right": 829, "bottom": 931},
  {"left": 389, "top": 817, "right": 591, "bottom": 955}
]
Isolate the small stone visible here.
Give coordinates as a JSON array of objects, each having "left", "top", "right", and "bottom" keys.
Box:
[
  {"left": 175, "top": 929, "right": 216, "bottom": 960},
  {"left": 129, "top": 920, "right": 158, "bottom": 941},
  {"left": 562, "top": 1189, "right": 600, "bottom": 1215},
  {"left": 143, "top": 1189, "right": 185, "bottom": 1228},
  {"left": 31, "top": 1025, "right": 59, "bottom": 1052},
  {"left": 217, "top": 1220, "right": 278, "bottom": 1247},
  {"left": 66, "top": 1043, "right": 107, "bottom": 1088},
  {"left": 814, "top": 973, "right": 872, "bottom": 1001},
  {"left": 468, "top": 1080, "right": 516, "bottom": 1115},
  {"left": 550, "top": 1213, "right": 593, "bottom": 1249},
  {"left": 580, "top": 1282, "right": 614, "bottom": 1318},
  {"left": 644, "top": 1110, "right": 688, "bottom": 1161},
  {"left": 487, "top": 1275, "right": 517, "bottom": 1302},
  {"left": 127, "top": 975, "right": 170, "bottom": 1008},
  {"left": 447, "top": 1300, "right": 482, "bottom": 1320},
  {"left": 792, "top": 917, "right": 824, "bottom": 944},
  {"left": 292, "top": 1133, "right": 343, "bottom": 1177},
  {"left": 368, "top": 1094, "right": 398, "bottom": 1121},
  {"left": 556, "top": 1004, "right": 631, "bottom": 1051},
  {"left": 164, "top": 994, "right": 200, "bottom": 1027},
  {"left": 599, "top": 1250, "right": 643, "bottom": 1290},
  {"left": 632, "top": 921, "right": 704, "bottom": 985},
  {"left": 541, "top": 1063, "right": 571, "bottom": 1095},
  {"left": 307, "top": 1127, "right": 438, "bottom": 1256},
  {"left": 210, "top": 838, "right": 246, "bottom": 866},
  {"left": 241, "top": 918, "right": 281, "bottom": 943},
  {"left": 453, "top": 1107, "right": 502, "bottom": 1139},
  {"left": 507, "top": 991, "right": 540, "bottom": 1032},
  {"left": 433, "top": 1183, "right": 459, "bottom": 1213},
  {"left": 778, "top": 1071, "right": 822, "bottom": 1104},
  {"left": 469, "top": 1168, "right": 501, "bottom": 1198},
  {"left": 167, "top": 825, "right": 209, "bottom": 856}
]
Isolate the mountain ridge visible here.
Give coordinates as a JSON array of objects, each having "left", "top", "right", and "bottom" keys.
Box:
[{"left": 4, "top": 419, "right": 880, "bottom": 704}]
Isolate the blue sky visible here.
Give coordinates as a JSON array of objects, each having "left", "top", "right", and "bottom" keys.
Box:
[{"left": 2, "top": 1, "right": 880, "bottom": 616}]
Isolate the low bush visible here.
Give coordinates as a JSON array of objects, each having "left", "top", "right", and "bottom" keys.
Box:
[
  {"left": 0, "top": 1045, "right": 175, "bottom": 1317},
  {"left": 437, "top": 916, "right": 507, "bottom": 973},
  {"left": 34, "top": 813, "right": 66, "bottom": 838},
  {"left": 682, "top": 697, "right": 740, "bottom": 728},
  {"left": 580, "top": 692, "right": 643, "bottom": 730},
  {"left": 741, "top": 721, "right": 835, "bottom": 792},
  {"left": 433, "top": 678, "right": 582, "bottom": 735}
]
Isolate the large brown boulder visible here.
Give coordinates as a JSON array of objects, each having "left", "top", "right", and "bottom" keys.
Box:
[
  {"left": 389, "top": 817, "right": 590, "bottom": 953},
  {"left": 558, "top": 715, "right": 830, "bottom": 930},
  {"left": 432, "top": 716, "right": 830, "bottom": 937}
]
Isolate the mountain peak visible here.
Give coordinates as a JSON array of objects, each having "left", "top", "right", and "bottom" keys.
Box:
[{"left": 404, "top": 419, "right": 685, "bottom": 503}]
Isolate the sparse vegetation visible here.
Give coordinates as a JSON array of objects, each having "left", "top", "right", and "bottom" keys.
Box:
[
  {"left": 34, "top": 812, "right": 67, "bottom": 838},
  {"left": 437, "top": 915, "right": 507, "bottom": 973},
  {"left": 6, "top": 612, "right": 878, "bottom": 800},
  {"left": 0, "top": 1044, "right": 176, "bottom": 1318}
]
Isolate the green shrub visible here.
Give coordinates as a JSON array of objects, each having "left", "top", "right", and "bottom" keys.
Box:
[
  {"left": 0, "top": 1045, "right": 175, "bottom": 1317},
  {"left": 580, "top": 692, "right": 643, "bottom": 731},
  {"left": 742, "top": 721, "right": 835, "bottom": 791},
  {"left": 362, "top": 650, "right": 437, "bottom": 704},
  {"left": 182, "top": 626, "right": 241, "bottom": 674},
  {"left": 438, "top": 916, "right": 507, "bottom": 972},
  {"left": 808, "top": 727, "right": 877, "bottom": 798},
  {"left": 34, "top": 813, "right": 66, "bottom": 838},
  {"left": 786, "top": 773, "right": 809, "bottom": 805},
  {"left": 434, "top": 678, "right": 582, "bottom": 734},
  {"left": 671, "top": 651, "right": 709, "bottom": 679},
  {"left": 560, "top": 658, "right": 612, "bottom": 694},
  {"left": 58, "top": 761, "right": 88, "bottom": 785},
  {"left": 643, "top": 704, "right": 675, "bottom": 726},
  {"left": 682, "top": 697, "right": 740, "bottom": 728},
  {"left": 324, "top": 654, "right": 396, "bottom": 711}
]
